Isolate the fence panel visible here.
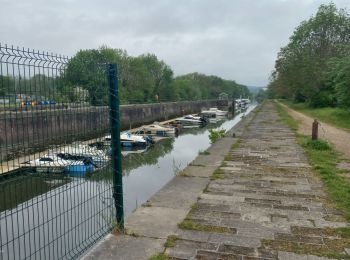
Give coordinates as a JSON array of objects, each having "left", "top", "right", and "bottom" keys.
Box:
[{"left": 0, "top": 44, "right": 118, "bottom": 259}]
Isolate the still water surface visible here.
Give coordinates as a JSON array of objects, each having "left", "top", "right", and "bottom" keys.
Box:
[{"left": 0, "top": 105, "right": 255, "bottom": 259}]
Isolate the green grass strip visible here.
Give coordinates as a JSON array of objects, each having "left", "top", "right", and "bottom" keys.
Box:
[
  {"left": 281, "top": 99, "right": 350, "bottom": 131},
  {"left": 275, "top": 101, "right": 350, "bottom": 220}
]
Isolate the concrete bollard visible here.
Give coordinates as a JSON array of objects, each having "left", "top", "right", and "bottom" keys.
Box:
[{"left": 312, "top": 119, "right": 319, "bottom": 140}]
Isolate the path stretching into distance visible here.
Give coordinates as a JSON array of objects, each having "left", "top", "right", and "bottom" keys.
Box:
[
  {"left": 84, "top": 101, "right": 350, "bottom": 260},
  {"left": 280, "top": 103, "right": 350, "bottom": 159}
]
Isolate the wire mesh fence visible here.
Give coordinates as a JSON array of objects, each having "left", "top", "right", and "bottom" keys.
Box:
[{"left": 0, "top": 44, "right": 121, "bottom": 259}]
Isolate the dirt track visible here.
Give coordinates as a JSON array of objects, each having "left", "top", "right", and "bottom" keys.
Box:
[{"left": 280, "top": 103, "right": 350, "bottom": 159}]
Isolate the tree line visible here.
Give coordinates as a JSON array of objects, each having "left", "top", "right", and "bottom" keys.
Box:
[
  {"left": 1, "top": 47, "right": 250, "bottom": 106},
  {"left": 64, "top": 47, "right": 250, "bottom": 105},
  {"left": 268, "top": 3, "right": 350, "bottom": 108}
]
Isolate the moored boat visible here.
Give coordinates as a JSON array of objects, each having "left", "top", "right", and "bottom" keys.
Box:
[
  {"left": 201, "top": 107, "right": 228, "bottom": 117},
  {"left": 22, "top": 153, "right": 95, "bottom": 175},
  {"left": 56, "top": 143, "right": 109, "bottom": 167},
  {"left": 141, "top": 123, "right": 176, "bottom": 136},
  {"left": 174, "top": 115, "right": 206, "bottom": 128},
  {"left": 120, "top": 132, "right": 148, "bottom": 147}
]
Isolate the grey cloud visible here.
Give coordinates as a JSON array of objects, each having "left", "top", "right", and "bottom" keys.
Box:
[{"left": 0, "top": 0, "right": 349, "bottom": 86}]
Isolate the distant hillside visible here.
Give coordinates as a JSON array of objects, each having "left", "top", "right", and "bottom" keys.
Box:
[{"left": 248, "top": 86, "right": 265, "bottom": 94}]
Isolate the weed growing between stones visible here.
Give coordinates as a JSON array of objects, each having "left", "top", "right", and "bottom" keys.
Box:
[
  {"left": 178, "top": 201, "right": 234, "bottom": 234},
  {"left": 210, "top": 168, "right": 225, "bottom": 180},
  {"left": 178, "top": 219, "right": 233, "bottom": 233},
  {"left": 275, "top": 101, "right": 350, "bottom": 220},
  {"left": 231, "top": 139, "right": 241, "bottom": 150},
  {"left": 164, "top": 235, "right": 178, "bottom": 248},
  {"left": 208, "top": 129, "right": 226, "bottom": 143}
]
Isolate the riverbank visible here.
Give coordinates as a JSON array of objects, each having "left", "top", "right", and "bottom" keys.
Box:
[
  {"left": 279, "top": 101, "right": 350, "bottom": 159},
  {"left": 0, "top": 99, "right": 223, "bottom": 162},
  {"left": 280, "top": 101, "right": 350, "bottom": 131},
  {"left": 82, "top": 106, "right": 257, "bottom": 259},
  {"left": 84, "top": 101, "right": 350, "bottom": 260}
]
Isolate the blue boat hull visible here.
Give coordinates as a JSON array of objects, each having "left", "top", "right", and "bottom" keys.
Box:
[
  {"left": 121, "top": 141, "right": 147, "bottom": 148},
  {"left": 65, "top": 165, "right": 94, "bottom": 177}
]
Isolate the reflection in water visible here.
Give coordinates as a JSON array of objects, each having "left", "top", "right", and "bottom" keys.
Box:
[
  {"left": 0, "top": 174, "right": 70, "bottom": 212},
  {"left": 0, "top": 106, "right": 255, "bottom": 259},
  {"left": 122, "top": 138, "right": 175, "bottom": 176}
]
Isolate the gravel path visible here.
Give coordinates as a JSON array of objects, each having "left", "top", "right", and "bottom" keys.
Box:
[{"left": 280, "top": 103, "right": 350, "bottom": 159}]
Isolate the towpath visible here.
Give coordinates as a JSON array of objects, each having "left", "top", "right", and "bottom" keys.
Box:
[
  {"left": 279, "top": 102, "right": 350, "bottom": 159},
  {"left": 84, "top": 101, "right": 350, "bottom": 259}
]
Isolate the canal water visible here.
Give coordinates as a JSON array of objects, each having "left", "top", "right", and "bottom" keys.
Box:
[{"left": 0, "top": 105, "right": 255, "bottom": 260}]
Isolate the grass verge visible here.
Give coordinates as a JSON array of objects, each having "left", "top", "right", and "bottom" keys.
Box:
[
  {"left": 281, "top": 100, "right": 350, "bottom": 131},
  {"left": 274, "top": 101, "right": 350, "bottom": 220}
]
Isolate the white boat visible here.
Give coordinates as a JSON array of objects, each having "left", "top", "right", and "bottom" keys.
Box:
[
  {"left": 22, "top": 153, "right": 94, "bottom": 175},
  {"left": 57, "top": 144, "right": 109, "bottom": 167},
  {"left": 235, "top": 99, "right": 250, "bottom": 110},
  {"left": 141, "top": 123, "right": 176, "bottom": 136},
  {"left": 104, "top": 133, "right": 152, "bottom": 148},
  {"left": 175, "top": 115, "right": 206, "bottom": 128},
  {"left": 120, "top": 132, "right": 148, "bottom": 147},
  {"left": 201, "top": 107, "right": 228, "bottom": 117},
  {"left": 209, "top": 107, "right": 228, "bottom": 116}
]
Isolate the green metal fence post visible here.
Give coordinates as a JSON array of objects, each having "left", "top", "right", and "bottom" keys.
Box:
[{"left": 108, "top": 63, "right": 124, "bottom": 228}]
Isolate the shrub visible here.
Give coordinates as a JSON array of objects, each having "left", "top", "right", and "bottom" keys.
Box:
[{"left": 208, "top": 129, "right": 226, "bottom": 143}]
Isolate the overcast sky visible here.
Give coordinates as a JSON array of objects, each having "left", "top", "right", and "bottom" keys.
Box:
[{"left": 1, "top": 0, "right": 350, "bottom": 86}]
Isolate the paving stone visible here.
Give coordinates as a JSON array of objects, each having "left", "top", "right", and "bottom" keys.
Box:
[
  {"left": 245, "top": 198, "right": 281, "bottom": 205},
  {"left": 180, "top": 165, "right": 217, "bottom": 178},
  {"left": 195, "top": 250, "right": 243, "bottom": 260},
  {"left": 175, "top": 229, "right": 211, "bottom": 243},
  {"left": 166, "top": 239, "right": 218, "bottom": 259},
  {"left": 125, "top": 207, "right": 187, "bottom": 238},
  {"left": 273, "top": 204, "right": 309, "bottom": 211},
  {"left": 345, "top": 248, "right": 350, "bottom": 255},
  {"left": 208, "top": 233, "right": 261, "bottom": 247},
  {"left": 275, "top": 233, "right": 324, "bottom": 244},
  {"left": 218, "top": 244, "right": 256, "bottom": 256},
  {"left": 277, "top": 251, "right": 335, "bottom": 259},
  {"left": 148, "top": 176, "right": 209, "bottom": 210},
  {"left": 82, "top": 234, "right": 165, "bottom": 260},
  {"left": 200, "top": 193, "right": 245, "bottom": 203}
]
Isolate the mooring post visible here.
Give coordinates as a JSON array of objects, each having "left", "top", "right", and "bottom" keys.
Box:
[
  {"left": 108, "top": 63, "right": 124, "bottom": 228},
  {"left": 312, "top": 119, "right": 319, "bottom": 140}
]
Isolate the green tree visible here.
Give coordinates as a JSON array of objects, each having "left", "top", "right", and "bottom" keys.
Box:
[
  {"left": 327, "top": 51, "right": 350, "bottom": 107},
  {"left": 269, "top": 3, "right": 350, "bottom": 107},
  {"left": 0, "top": 75, "right": 14, "bottom": 96}
]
